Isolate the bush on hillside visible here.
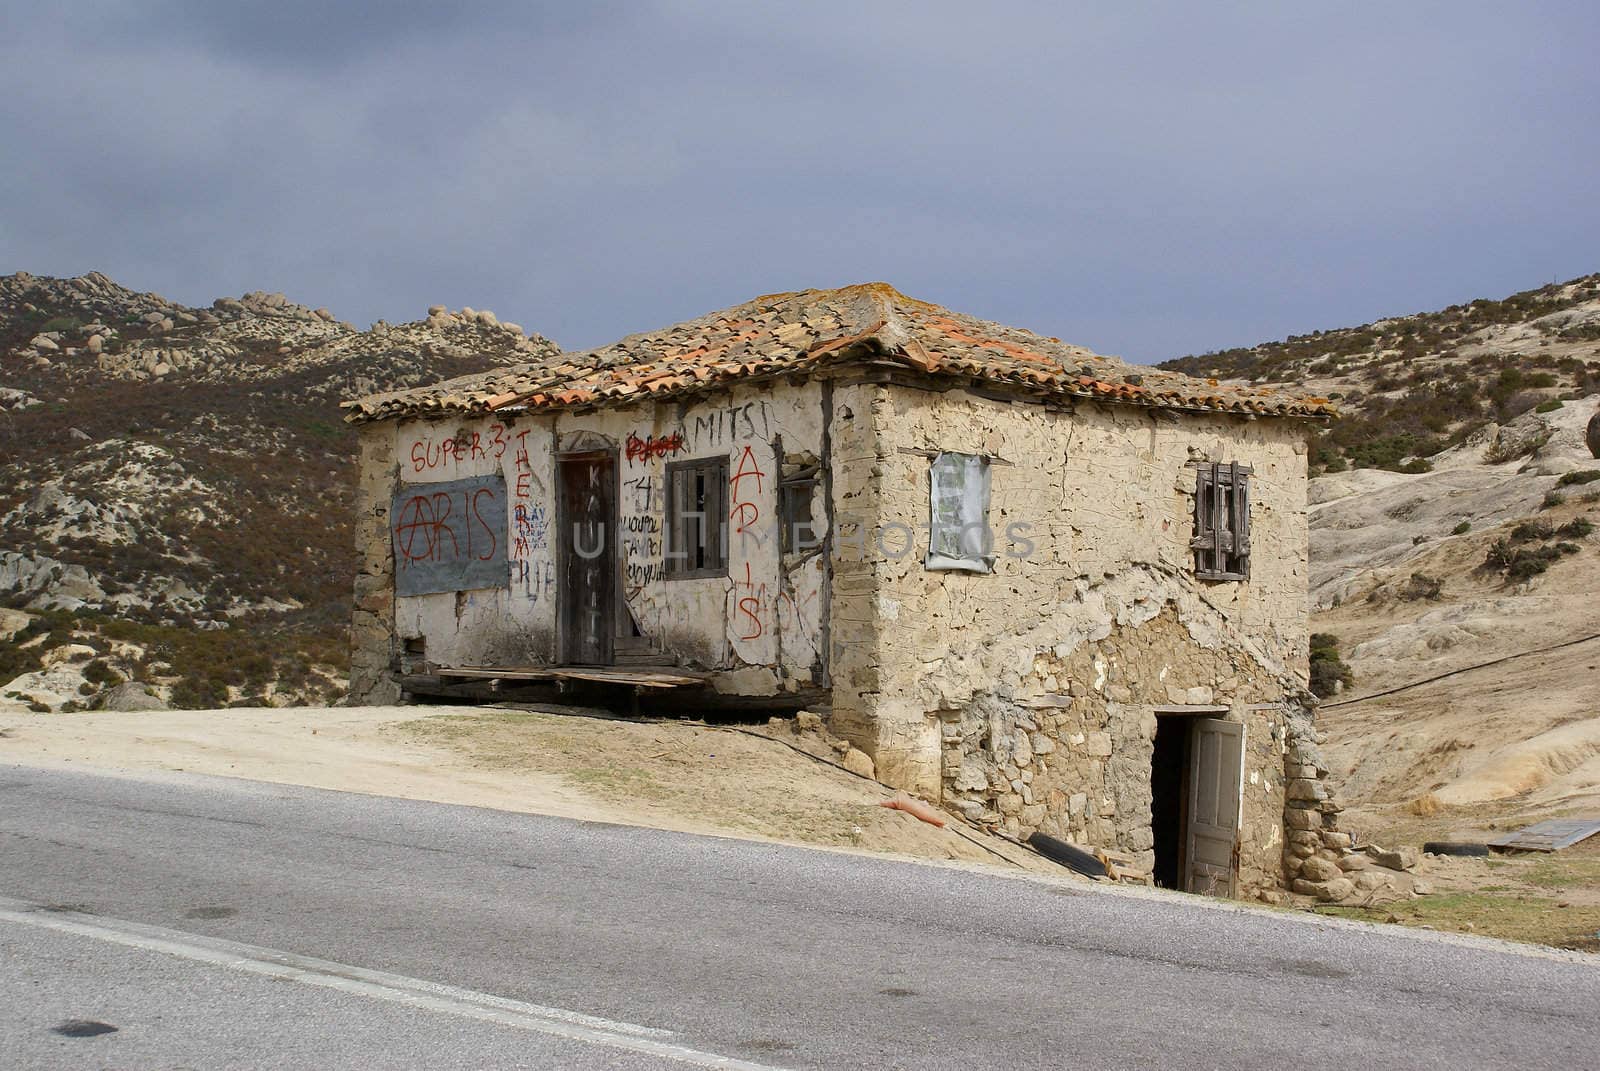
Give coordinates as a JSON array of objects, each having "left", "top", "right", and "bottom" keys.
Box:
[{"left": 1309, "top": 633, "right": 1355, "bottom": 699}]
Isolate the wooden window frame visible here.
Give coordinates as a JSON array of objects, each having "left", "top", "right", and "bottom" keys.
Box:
[
  {"left": 664, "top": 456, "right": 728, "bottom": 579},
  {"left": 1191, "top": 461, "right": 1251, "bottom": 581}
]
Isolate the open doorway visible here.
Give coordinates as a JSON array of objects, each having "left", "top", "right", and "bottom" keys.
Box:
[
  {"left": 1151, "top": 707, "right": 1245, "bottom": 895},
  {"left": 1150, "top": 713, "right": 1193, "bottom": 889}
]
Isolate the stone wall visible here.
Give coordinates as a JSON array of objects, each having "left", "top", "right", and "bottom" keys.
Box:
[
  {"left": 350, "top": 421, "right": 401, "bottom": 704},
  {"left": 829, "top": 383, "right": 1315, "bottom": 898}
]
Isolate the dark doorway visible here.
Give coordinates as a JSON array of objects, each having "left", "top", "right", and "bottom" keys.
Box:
[
  {"left": 1151, "top": 714, "right": 1193, "bottom": 889},
  {"left": 558, "top": 451, "right": 616, "bottom": 666}
]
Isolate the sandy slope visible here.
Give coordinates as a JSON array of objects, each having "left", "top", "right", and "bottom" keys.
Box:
[
  {"left": 1312, "top": 397, "right": 1600, "bottom": 839},
  {"left": 0, "top": 703, "right": 1054, "bottom": 875}
]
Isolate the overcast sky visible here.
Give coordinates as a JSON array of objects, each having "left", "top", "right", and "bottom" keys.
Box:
[{"left": 2, "top": 2, "right": 1596, "bottom": 363}]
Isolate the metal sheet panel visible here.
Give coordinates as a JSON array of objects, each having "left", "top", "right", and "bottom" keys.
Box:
[
  {"left": 1487, "top": 818, "right": 1600, "bottom": 852},
  {"left": 392, "top": 475, "right": 509, "bottom": 596}
]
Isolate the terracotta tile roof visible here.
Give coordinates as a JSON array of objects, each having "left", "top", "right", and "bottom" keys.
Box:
[{"left": 343, "top": 283, "right": 1336, "bottom": 423}]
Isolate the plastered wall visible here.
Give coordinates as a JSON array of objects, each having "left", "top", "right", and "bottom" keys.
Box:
[{"left": 351, "top": 379, "right": 879, "bottom": 698}]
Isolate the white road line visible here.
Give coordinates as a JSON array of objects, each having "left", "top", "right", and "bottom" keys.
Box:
[{"left": 0, "top": 896, "right": 785, "bottom": 1071}]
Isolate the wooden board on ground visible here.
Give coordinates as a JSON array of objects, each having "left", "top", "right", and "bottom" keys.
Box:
[{"left": 438, "top": 665, "right": 711, "bottom": 689}]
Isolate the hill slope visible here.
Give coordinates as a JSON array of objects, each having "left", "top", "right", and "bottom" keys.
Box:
[
  {"left": 0, "top": 271, "right": 559, "bottom": 709},
  {"left": 1164, "top": 274, "right": 1600, "bottom": 474},
  {"left": 1166, "top": 276, "right": 1600, "bottom": 842}
]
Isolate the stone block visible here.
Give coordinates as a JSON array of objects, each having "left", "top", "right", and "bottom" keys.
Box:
[
  {"left": 1285, "top": 807, "right": 1322, "bottom": 831},
  {"left": 1314, "top": 877, "right": 1354, "bottom": 903},
  {"left": 1285, "top": 778, "right": 1326, "bottom": 802},
  {"left": 1298, "top": 856, "right": 1341, "bottom": 882},
  {"left": 1367, "top": 846, "right": 1419, "bottom": 871}
]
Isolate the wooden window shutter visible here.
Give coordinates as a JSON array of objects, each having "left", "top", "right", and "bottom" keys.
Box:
[
  {"left": 667, "top": 465, "right": 685, "bottom": 574},
  {"left": 1232, "top": 462, "right": 1251, "bottom": 578},
  {"left": 1193, "top": 461, "right": 1251, "bottom": 580},
  {"left": 708, "top": 458, "right": 728, "bottom": 571},
  {"left": 1209, "top": 462, "right": 1225, "bottom": 574}
]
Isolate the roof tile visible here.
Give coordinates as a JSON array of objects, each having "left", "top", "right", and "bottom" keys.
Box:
[{"left": 344, "top": 283, "right": 1336, "bottom": 422}]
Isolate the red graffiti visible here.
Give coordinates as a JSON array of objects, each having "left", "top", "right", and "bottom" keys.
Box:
[
  {"left": 393, "top": 488, "right": 499, "bottom": 564},
  {"left": 729, "top": 445, "right": 765, "bottom": 495},
  {"left": 734, "top": 563, "right": 765, "bottom": 641},
  {"left": 408, "top": 426, "right": 513, "bottom": 474},
  {"left": 625, "top": 431, "right": 685, "bottom": 464}
]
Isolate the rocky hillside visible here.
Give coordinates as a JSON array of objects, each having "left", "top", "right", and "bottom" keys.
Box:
[
  {"left": 1167, "top": 275, "right": 1600, "bottom": 843},
  {"left": 0, "top": 270, "right": 559, "bottom": 711},
  {"left": 1165, "top": 273, "right": 1600, "bottom": 474}
]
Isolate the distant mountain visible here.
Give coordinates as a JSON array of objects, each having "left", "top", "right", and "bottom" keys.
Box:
[{"left": 0, "top": 270, "right": 559, "bottom": 710}]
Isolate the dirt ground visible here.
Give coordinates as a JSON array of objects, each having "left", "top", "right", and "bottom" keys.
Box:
[
  {"left": 1320, "top": 837, "right": 1600, "bottom": 953},
  {"left": 0, "top": 703, "right": 1055, "bottom": 877}
]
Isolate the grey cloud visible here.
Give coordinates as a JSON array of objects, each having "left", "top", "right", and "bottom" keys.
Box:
[{"left": 1, "top": 1, "right": 1596, "bottom": 362}]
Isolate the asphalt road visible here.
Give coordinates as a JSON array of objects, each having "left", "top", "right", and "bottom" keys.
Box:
[{"left": 1, "top": 763, "right": 1596, "bottom": 1069}]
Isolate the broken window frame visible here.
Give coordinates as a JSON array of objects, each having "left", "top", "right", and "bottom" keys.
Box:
[
  {"left": 779, "top": 464, "right": 821, "bottom": 556},
  {"left": 926, "top": 451, "right": 995, "bottom": 573},
  {"left": 664, "top": 456, "right": 728, "bottom": 579},
  {"left": 1191, "top": 460, "right": 1251, "bottom": 581}
]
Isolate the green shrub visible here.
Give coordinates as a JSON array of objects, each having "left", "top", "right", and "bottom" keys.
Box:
[
  {"left": 1542, "top": 491, "right": 1566, "bottom": 510},
  {"left": 1451, "top": 521, "right": 1472, "bottom": 535},
  {"left": 1399, "top": 573, "right": 1443, "bottom": 601},
  {"left": 1556, "top": 469, "right": 1600, "bottom": 487},
  {"left": 1534, "top": 399, "right": 1564, "bottom": 413},
  {"left": 81, "top": 659, "right": 122, "bottom": 687},
  {"left": 1310, "top": 633, "right": 1355, "bottom": 698},
  {"left": 1556, "top": 518, "right": 1594, "bottom": 539},
  {"left": 1511, "top": 521, "right": 1554, "bottom": 542},
  {"left": 1506, "top": 546, "right": 1560, "bottom": 581}
]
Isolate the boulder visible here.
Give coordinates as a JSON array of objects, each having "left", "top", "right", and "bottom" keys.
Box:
[
  {"left": 842, "top": 747, "right": 876, "bottom": 779},
  {"left": 41, "top": 643, "right": 96, "bottom": 668},
  {"left": 99, "top": 682, "right": 165, "bottom": 712},
  {"left": 1353, "top": 871, "right": 1390, "bottom": 892},
  {"left": 1588, "top": 410, "right": 1600, "bottom": 460}
]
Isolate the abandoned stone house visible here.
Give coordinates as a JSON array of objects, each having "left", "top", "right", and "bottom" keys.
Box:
[{"left": 344, "top": 283, "right": 1345, "bottom": 901}]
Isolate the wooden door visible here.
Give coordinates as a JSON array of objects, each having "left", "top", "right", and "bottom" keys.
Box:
[
  {"left": 1185, "top": 717, "right": 1244, "bottom": 897},
  {"left": 558, "top": 452, "right": 616, "bottom": 666}
]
